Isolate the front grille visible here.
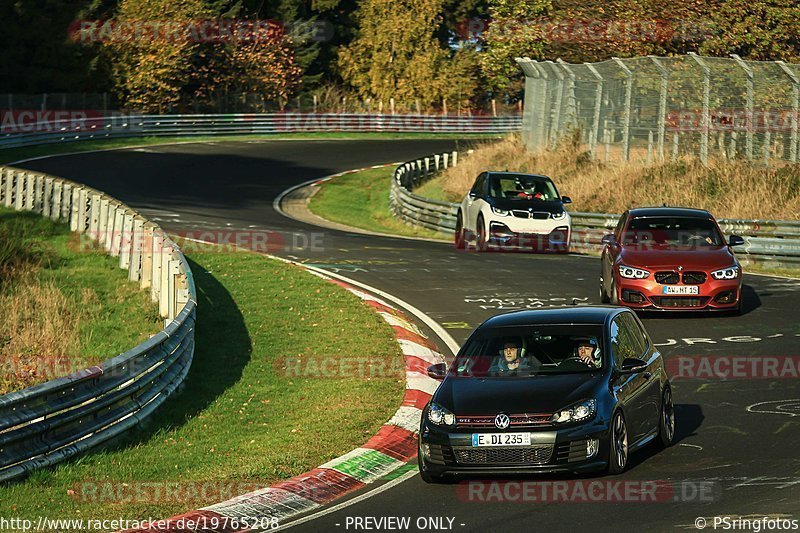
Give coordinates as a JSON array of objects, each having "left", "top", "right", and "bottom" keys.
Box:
[
  {"left": 511, "top": 210, "right": 529, "bottom": 219},
  {"left": 456, "top": 414, "right": 552, "bottom": 429},
  {"left": 453, "top": 445, "right": 554, "bottom": 465},
  {"left": 532, "top": 211, "right": 551, "bottom": 220},
  {"left": 655, "top": 271, "right": 679, "bottom": 284},
  {"left": 682, "top": 271, "right": 707, "bottom": 284},
  {"left": 556, "top": 440, "right": 588, "bottom": 464},
  {"left": 651, "top": 296, "right": 710, "bottom": 308}
]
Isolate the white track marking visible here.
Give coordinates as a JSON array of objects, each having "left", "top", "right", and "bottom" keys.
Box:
[{"left": 272, "top": 469, "right": 419, "bottom": 531}]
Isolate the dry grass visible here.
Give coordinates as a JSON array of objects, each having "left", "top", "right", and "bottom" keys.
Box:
[
  {"left": 436, "top": 134, "right": 800, "bottom": 220},
  {"left": 0, "top": 272, "right": 87, "bottom": 393}
]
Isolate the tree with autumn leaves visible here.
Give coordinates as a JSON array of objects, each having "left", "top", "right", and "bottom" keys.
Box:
[{"left": 104, "top": 0, "right": 301, "bottom": 112}]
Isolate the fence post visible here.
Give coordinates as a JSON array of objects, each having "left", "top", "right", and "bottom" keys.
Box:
[
  {"left": 585, "top": 63, "right": 604, "bottom": 160},
  {"left": 110, "top": 207, "right": 125, "bottom": 256},
  {"left": 51, "top": 179, "right": 62, "bottom": 221},
  {"left": 140, "top": 223, "right": 155, "bottom": 290},
  {"left": 159, "top": 242, "right": 172, "bottom": 318},
  {"left": 77, "top": 188, "right": 89, "bottom": 232},
  {"left": 533, "top": 63, "right": 551, "bottom": 151},
  {"left": 119, "top": 211, "right": 134, "bottom": 269},
  {"left": 60, "top": 183, "right": 71, "bottom": 221},
  {"left": 688, "top": 53, "right": 711, "bottom": 165},
  {"left": 151, "top": 231, "right": 164, "bottom": 303},
  {"left": 25, "top": 173, "right": 35, "bottom": 211},
  {"left": 516, "top": 58, "right": 539, "bottom": 150},
  {"left": 43, "top": 177, "right": 53, "bottom": 217},
  {"left": 69, "top": 187, "right": 81, "bottom": 230},
  {"left": 546, "top": 61, "right": 565, "bottom": 149},
  {"left": 3, "top": 169, "right": 13, "bottom": 208},
  {"left": 612, "top": 57, "right": 633, "bottom": 161},
  {"left": 14, "top": 172, "right": 25, "bottom": 210},
  {"left": 777, "top": 61, "right": 799, "bottom": 163},
  {"left": 89, "top": 193, "right": 101, "bottom": 240},
  {"left": 33, "top": 175, "right": 43, "bottom": 213},
  {"left": 649, "top": 56, "right": 669, "bottom": 160},
  {"left": 98, "top": 198, "right": 110, "bottom": 246},
  {"left": 451, "top": 151, "right": 458, "bottom": 167},
  {"left": 128, "top": 217, "right": 144, "bottom": 282},
  {"left": 731, "top": 54, "right": 755, "bottom": 161},
  {"left": 557, "top": 59, "right": 578, "bottom": 138}
]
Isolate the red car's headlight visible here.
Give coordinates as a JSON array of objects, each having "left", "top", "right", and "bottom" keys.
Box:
[
  {"left": 618, "top": 265, "right": 650, "bottom": 279},
  {"left": 711, "top": 266, "right": 739, "bottom": 280}
]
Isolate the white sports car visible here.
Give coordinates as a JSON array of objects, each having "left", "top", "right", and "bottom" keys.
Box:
[{"left": 454, "top": 172, "right": 572, "bottom": 252}]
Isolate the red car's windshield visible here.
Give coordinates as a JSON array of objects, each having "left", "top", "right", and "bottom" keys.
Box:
[{"left": 622, "top": 217, "right": 724, "bottom": 247}]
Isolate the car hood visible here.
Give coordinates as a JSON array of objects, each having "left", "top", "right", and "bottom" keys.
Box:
[
  {"left": 434, "top": 372, "right": 601, "bottom": 415},
  {"left": 488, "top": 198, "right": 565, "bottom": 214},
  {"left": 619, "top": 245, "right": 736, "bottom": 270}
]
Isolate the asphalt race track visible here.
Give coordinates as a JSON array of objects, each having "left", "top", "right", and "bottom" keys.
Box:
[{"left": 19, "top": 139, "right": 800, "bottom": 531}]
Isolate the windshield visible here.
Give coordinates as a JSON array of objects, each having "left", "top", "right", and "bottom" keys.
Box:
[
  {"left": 489, "top": 175, "right": 559, "bottom": 201},
  {"left": 622, "top": 216, "right": 724, "bottom": 247},
  {"left": 452, "top": 325, "right": 604, "bottom": 377}
]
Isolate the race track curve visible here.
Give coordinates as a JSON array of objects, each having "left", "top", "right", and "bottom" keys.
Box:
[{"left": 18, "top": 139, "right": 800, "bottom": 532}]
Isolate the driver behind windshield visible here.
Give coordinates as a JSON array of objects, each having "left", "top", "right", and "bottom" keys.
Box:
[{"left": 576, "top": 338, "right": 602, "bottom": 369}]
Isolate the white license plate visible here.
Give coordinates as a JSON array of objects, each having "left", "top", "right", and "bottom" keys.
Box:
[
  {"left": 662, "top": 285, "right": 700, "bottom": 295},
  {"left": 471, "top": 433, "right": 531, "bottom": 447}
]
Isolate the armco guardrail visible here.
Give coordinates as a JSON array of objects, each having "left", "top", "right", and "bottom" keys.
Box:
[
  {"left": 0, "top": 166, "right": 196, "bottom": 482},
  {"left": 390, "top": 152, "right": 800, "bottom": 268},
  {"left": 0, "top": 113, "right": 521, "bottom": 149}
]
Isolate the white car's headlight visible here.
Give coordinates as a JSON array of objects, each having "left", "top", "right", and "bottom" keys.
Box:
[
  {"left": 551, "top": 399, "right": 597, "bottom": 424},
  {"left": 711, "top": 265, "right": 739, "bottom": 280},
  {"left": 618, "top": 265, "right": 650, "bottom": 279},
  {"left": 491, "top": 206, "right": 510, "bottom": 217},
  {"left": 552, "top": 210, "right": 567, "bottom": 220},
  {"left": 427, "top": 403, "right": 456, "bottom": 426}
]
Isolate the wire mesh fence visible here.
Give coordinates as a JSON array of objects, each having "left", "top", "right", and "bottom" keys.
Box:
[{"left": 516, "top": 54, "right": 800, "bottom": 166}]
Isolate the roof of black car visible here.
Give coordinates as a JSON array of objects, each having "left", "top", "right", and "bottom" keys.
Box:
[
  {"left": 628, "top": 207, "right": 712, "bottom": 218},
  {"left": 480, "top": 307, "right": 623, "bottom": 328}
]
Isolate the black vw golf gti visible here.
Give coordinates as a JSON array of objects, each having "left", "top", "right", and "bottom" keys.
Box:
[{"left": 418, "top": 307, "right": 674, "bottom": 482}]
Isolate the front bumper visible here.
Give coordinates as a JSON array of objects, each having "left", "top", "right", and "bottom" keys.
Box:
[
  {"left": 487, "top": 220, "right": 571, "bottom": 253},
  {"left": 419, "top": 421, "right": 609, "bottom": 476},
  {"left": 615, "top": 274, "right": 741, "bottom": 311}
]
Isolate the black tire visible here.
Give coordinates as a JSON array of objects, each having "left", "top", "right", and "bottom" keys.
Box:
[
  {"left": 658, "top": 387, "right": 676, "bottom": 448},
  {"left": 606, "top": 411, "right": 629, "bottom": 475},
  {"left": 600, "top": 274, "right": 610, "bottom": 303},
  {"left": 454, "top": 212, "right": 466, "bottom": 250},
  {"left": 475, "top": 215, "right": 486, "bottom": 252}
]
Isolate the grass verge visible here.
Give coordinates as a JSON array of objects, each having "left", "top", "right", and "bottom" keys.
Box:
[
  {"left": 0, "top": 206, "right": 161, "bottom": 394},
  {"left": 307, "top": 166, "right": 447, "bottom": 240},
  {"left": 0, "top": 132, "right": 497, "bottom": 166},
  {"left": 0, "top": 244, "right": 404, "bottom": 526}
]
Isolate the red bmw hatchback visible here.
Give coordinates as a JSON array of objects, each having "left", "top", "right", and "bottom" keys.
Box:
[{"left": 600, "top": 208, "right": 745, "bottom": 313}]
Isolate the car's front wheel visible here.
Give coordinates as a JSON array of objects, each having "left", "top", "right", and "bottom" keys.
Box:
[
  {"left": 474, "top": 215, "right": 487, "bottom": 252},
  {"left": 454, "top": 212, "right": 466, "bottom": 250},
  {"left": 658, "top": 387, "right": 676, "bottom": 448},
  {"left": 607, "top": 411, "right": 629, "bottom": 474}
]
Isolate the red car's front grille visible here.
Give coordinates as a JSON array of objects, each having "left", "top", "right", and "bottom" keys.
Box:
[
  {"left": 682, "top": 271, "right": 707, "bottom": 284},
  {"left": 655, "top": 271, "right": 680, "bottom": 284},
  {"left": 651, "top": 296, "right": 710, "bottom": 308},
  {"left": 456, "top": 413, "right": 552, "bottom": 428}
]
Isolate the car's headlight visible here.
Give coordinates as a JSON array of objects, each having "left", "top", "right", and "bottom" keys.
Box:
[
  {"left": 551, "top": 399, "right": 597, "bottom": 424},
  {"left": 618, "top": 265, "right": 650, "bottom": 279},
  {"left": 491, "top": 206, "right": 510, "bottom": 216},
  {"left": 552, "top": 210, "right": 567, "bottom": 220},
  {"left": 427, "top": 403, "right": 456, "bottom": 426},
  {"left": 711, "top": 265, "right": 739, "bottom": 280}
]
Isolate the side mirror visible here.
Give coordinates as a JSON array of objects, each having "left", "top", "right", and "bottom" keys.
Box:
[
  {"left": 561, "top": 196, "right": 572, "bottom": 204},
  {"left": 601, "top": 234, "right": 615, "bottom": 246},
  {"left": 728, "top": 235, "right": 745, "bottom": 247},
  {"left": 427, "top": 363, "right": 448, "bottom": 380},
  {"left": 619, "top": 357, "right": 648, "bottom": 375}
]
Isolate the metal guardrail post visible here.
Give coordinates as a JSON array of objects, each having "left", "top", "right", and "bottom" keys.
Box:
[
  {"left": 159, "top": 241, "right": 172, "bottom": 318},
  {"left": 51, "top": 180, "right": 63, "bottom": 220},
  {"left": 128, "top": 217, "right": 145, "bottom": 282},
  {"left": 98, "top": 198, "right": 110, "bottom": 246},
  {"left": 612, "top": 57, "right": 633, "bottom": 162},
  {"left": 77, "top": 188, "right": 89, "bottom": 232},
  {"left": 140, "top": 223, "right": 156, "bottom": 290},
  {"left": 151, "top": 230, "right": 164, "bottom": 303},
  {"left": 110, "top": 206, "right": 124, "bottom": 256},
  {"left": 89, "top": 192, "right": 101, "bottom": 238},
  {"left": 119, "top": 211, "right": 134, "bottom": 269},
  {"left": 25, "top": 173, "right": 35, "bottom": 211},
  {"left": 43, "top": 177, "right": 53, "bottom": 216}
]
